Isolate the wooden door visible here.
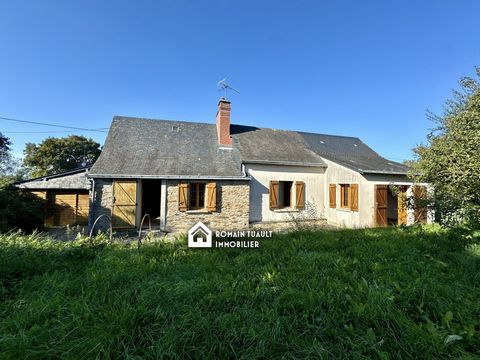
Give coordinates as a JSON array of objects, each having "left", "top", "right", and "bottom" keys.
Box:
[
  {"left": 375, "top": 185, "right": 388, "bottom": 226},
  {"left": 397, "top": 186, "right": 408, "bottom": 225},
  {"left": 112, "top": 180, "right": 137, "bottom": 228}
]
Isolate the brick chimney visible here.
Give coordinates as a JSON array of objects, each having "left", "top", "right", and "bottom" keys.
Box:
[{"left": 216, "top": 98, "right": 232, "bottom": 146}]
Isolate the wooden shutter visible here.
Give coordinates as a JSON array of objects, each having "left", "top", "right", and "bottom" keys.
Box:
[
  {"left": 206, "top": 182, "right": 217, "bottom": 212},
  {"left": 178, "top": 183, "right": 189, "bottom": 212},
  {"left": 350, "top": 184, "right": 358, "bottom": 212},
  {"left": 329, "top": 184, "right": 336, "bottom": 208},
  {"left": 375, "top": 185, "right": 388, "bottom": 226},
  {"left": 295, "top": 181, "right": 305, "bottom": 209},
  {"left": 269, "top": 181, "right": 279, "bottom": 210},
  {"left": 413, "top": 185, "right": 427, "bottom": 224},
  {"left": 112, "top": 180, "right": 137, "bottom": 228},
  {"left": 397, "top": 186, "right": 408, "bottom": 225}
]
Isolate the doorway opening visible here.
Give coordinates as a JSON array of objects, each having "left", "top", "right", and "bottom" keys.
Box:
[
  {"left": 375, "top": 185, "right": 408, "bottom": 226},
  {"left": 141, "top": 179, "right": 161, "bottom": 227}
]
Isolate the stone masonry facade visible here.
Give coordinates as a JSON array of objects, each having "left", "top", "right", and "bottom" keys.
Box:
[
  {"left": 166, "top": 180, "right": 250, "bottom": 233},
  {"left": 90, "top": 179, "right": 113, "bottom": 230},
  {"left": 90, "top": 179, "right": 249, "bottom": 233}
]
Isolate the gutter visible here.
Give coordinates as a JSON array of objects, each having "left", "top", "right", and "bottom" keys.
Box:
[
  {"left": 360, "top": 170, "right": 409, "bottom": 175},
  {"left": 88, "top": 174, "right": 251, "bottom": 180},
  {"left": 242, "top": 160, "right": 327, "bottom": 167}
]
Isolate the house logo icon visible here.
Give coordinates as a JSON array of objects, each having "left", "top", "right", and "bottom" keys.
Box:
[{"left": 188, "top": 221, "right": 213, "bottom": 248}]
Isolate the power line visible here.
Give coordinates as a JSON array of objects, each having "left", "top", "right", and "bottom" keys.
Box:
[
  {"left": 2, "top": 130, "right": 99, "bottom": 134},
  {"left": 0, "top": 116, "right": 108, "bottom": 132}
]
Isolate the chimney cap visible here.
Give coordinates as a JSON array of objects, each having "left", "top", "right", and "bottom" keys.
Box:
[{"left": 218, "top": 97, "right": 231, "bottom": 104}]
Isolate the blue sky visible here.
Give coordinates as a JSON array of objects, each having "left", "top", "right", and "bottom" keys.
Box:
[{"left": 1, "top": 1, "right": 479, "bottom": 162}]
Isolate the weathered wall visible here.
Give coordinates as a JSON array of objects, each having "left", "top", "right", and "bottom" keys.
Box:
[
  {"left": 323, "top": 158, "right": 427, "bottom": 227},
  {"left": 245, "top": 164, "right": 325, "bottom": 223},
  {"left": 166, "top": 180, "right": 250, "bottom": 232},
  {"left": 16, "top": 170, "right": 90, "bottom": 190},
  {"left": 323, "top": 158, "right": 371, "bottom": 227},
  {"left": 90, "top": 179, "right": 113, "bottom": 230},
  {"left": 362, "top": 173, "right": 431, "bottom": 226}
]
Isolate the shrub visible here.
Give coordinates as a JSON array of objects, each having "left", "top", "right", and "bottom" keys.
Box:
[{"left": 0, "top": 187, "right": 44, "bottom": 233}]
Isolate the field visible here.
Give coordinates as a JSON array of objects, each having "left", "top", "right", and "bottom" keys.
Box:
[{"left": 0, "top": 226, "right": 479, "bottom": 359}]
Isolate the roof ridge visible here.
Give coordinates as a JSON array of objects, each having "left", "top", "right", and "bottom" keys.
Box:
[
  {"left": 113, "top": 116, "right": 214, "bottom": 127},
  {"left": 231, "top": 123, "right": 361, "bottom": 140},
  {"left": 112, "top": 117, "right": 362, "bottom": 141}
]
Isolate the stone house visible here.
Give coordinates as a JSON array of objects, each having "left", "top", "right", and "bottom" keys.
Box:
[{"left": 87, "top": 98, "right": 432, "bottom": 232}]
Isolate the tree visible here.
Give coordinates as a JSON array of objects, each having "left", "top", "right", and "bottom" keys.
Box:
[
  {"left": 411, "top": 67, "right": 480, "bottom": 226},
  {"left": 23, "top": 135, "right": 101, "bottom": 177},
  {"left": 0, "top": 134, "right": 44, "bottom": 232},
  {"left": 0, "top": 132, "right": 12, "bottom": 169},
  {"left": 0, "top": 132, "right": 20, "bottom": 179},
  {"left": 0, "top": 132, "right": 11, "bottom": 153}
]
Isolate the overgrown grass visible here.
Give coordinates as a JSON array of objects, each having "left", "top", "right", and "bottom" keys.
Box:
[{"left": 0, "top": 226, "right": 479, "bottom": 359}]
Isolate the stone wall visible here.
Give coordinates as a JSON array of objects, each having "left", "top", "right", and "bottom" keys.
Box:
[
  {"left": 166, "top": 180, "right": 250, "bottom": 233},
  {"left": 90, "top": 179, "right": 113, "bottom": 230}
]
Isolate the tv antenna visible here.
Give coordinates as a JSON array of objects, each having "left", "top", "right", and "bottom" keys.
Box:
[{"left": 217, "top": 78, "right": 240, "bottom": 99}]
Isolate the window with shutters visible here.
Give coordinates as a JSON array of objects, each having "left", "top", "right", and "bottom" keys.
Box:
[
  {"left": 189, "top": 182, "right": 206, "bottom": 210},
  {"left": 179, "top": 182, "right": 216, "bottom": 212},
  {"left": 340, "top": 184, "right": 350, "bottom": 208},
  {"left": 270, "top": 180, "right": 305, "bottom": 211},
  {"left": 336, "top": 183, "right": 359, "bottom": 212}
]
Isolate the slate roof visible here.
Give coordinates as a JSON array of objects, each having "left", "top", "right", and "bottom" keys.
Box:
[
  {"left": 90, "top": 116, "right": 410, "bottom": 178},
  {"left": 89, "top": 117, "right": 245, "bottom": 178},
  {"left": 14, "top": 167, "right": 91, "bottom": 190},
  {"left": 231, "top": 125, "right": 326, "bottom": 166},
  {"left": 298, "top": 132, "right": 410, "bottom": 174}
]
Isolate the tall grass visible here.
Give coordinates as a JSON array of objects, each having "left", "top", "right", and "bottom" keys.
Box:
[{"left": 0, "top": 226, "right": 479, "bottom": 359}]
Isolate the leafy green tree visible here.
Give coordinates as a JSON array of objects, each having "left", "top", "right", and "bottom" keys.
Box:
[
  {"left": 0, "top": 132, "right": 11, "bottom": 154},
  {"left": 0, "top": 135, "right": 44, "bottom": 232},
  {"left": 411, "top": 67, "right": 480, "bottom": 226},
  {"left": 0, "top": 132, "right": 12, "bottom": 171},
  {"left": 0, "top": 133, "right": 22, "bottom": 180},
  {"left": 23, "top": 135, "right": 101, "bottom": 177}
]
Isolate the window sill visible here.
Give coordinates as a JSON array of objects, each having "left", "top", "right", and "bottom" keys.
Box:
[
  {"left": 336, "top": 207, "right": 353, "bottom": 213},
  {"left": 273, "top": 208, "right": 300, "bottom": 213},
  {"left": 186, "top": 209, "right": 211, "bottom": 214}
]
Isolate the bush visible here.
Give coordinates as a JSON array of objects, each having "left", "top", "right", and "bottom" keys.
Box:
[{"left": 0, "top": 187, "right": 44, "bottom": 233}]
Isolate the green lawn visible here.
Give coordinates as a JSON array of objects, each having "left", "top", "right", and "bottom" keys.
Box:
[{"left": 0, "top": 226, "right": 479, "bottom": 359}]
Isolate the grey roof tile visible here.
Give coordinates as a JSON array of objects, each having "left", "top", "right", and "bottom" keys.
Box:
[
  {"left": 231, "top": 125, "right": 326, "bottom": 165},
  {"left": 90, "top": 117, "right": 244, "bottom": 178},
  {"left": 90, "top": 116, "right": 410, "bottom": 177},
  {"left": 299, "top": 132, "right": 410, "bottom": 174}
]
